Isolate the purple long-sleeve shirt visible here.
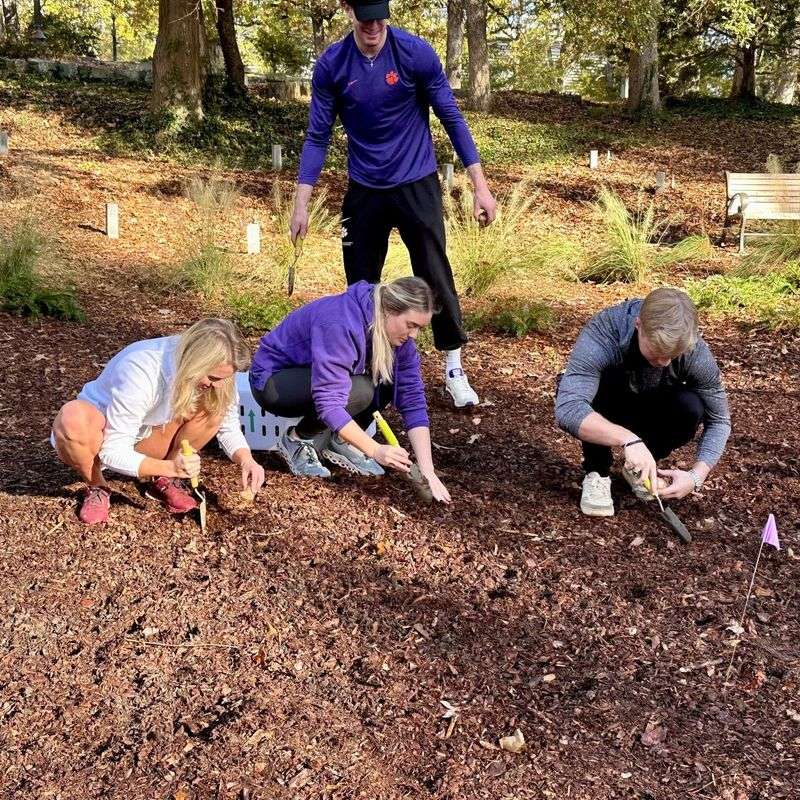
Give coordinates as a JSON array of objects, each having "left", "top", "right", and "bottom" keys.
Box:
[
  {"left": 298, "top": 26, "right": 480, "bottom": 189},
  {"left": 249, "top": 281, "right": 429, "bottom": 434}
]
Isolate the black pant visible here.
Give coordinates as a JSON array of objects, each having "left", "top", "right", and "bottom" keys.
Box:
[
  {"left": 341, "top": 172, "right": 467, "bottom": 352},
  {"left": 251, "top": 368, "right": 392, "bottom": 439},
  {"left": 582, "top": 371, "right": 704, "bottom": 476}
]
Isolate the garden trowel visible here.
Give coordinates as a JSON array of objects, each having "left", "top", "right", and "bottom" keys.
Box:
[
  {"left": 180, "top": 439, "right": 207, "bottom": 533},
  {"left": 287, "top": 235, "right": 303, "bottom": 296},
  {"left": 372, "top": 411, "right": 433, "bottom": 504},
  {"left": 643, "top": 477, "right": 691, "bottom": 543}
]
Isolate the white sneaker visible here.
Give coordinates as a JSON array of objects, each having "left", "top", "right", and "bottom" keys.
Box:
[
  {"left": 445, "top": 368, "right": 479, "bottom": 408},
  {"left": 580, "top": 472, "right": 614, "bottom": 517}
]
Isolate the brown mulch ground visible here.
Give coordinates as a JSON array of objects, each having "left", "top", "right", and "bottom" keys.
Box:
[{"left": 1, "top": 90, "right": 800, "bottom": 800}]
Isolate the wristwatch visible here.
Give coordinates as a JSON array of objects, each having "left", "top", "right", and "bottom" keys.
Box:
[{"left": 688, "top": 468, "right": 703, "bottom": 491}]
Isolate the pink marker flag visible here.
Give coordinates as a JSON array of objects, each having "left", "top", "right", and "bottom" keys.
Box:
[{"left": 762, "top": 514, "right": 780, "bottom": 550}]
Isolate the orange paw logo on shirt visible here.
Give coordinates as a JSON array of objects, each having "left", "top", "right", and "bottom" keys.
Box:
[{"left": 385, "top": 70, "right": 399, "bottom": 86}]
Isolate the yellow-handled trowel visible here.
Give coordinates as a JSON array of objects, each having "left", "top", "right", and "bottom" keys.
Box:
[
  {"left": 180, "top": 439, "right": 207, "bottom": 532},
  {"left": 372, "top": 411, "right": 433, "bottom": 504}
]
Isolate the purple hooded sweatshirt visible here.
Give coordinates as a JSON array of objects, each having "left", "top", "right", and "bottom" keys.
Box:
[{"left": 249, "top": 281, "right": 429, "bottom": 434}]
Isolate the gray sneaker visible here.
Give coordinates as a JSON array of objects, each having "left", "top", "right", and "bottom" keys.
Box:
[
  {"left": 277, "top": 430, "right": 331, "bottom": 478},
  {"left": 322, "top": 435, "right": 385, "bottom": 477}
]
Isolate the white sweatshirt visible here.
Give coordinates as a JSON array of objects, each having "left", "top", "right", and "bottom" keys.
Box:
[{"left": 78, "top": 335, "right": 249, "bottom": 477}]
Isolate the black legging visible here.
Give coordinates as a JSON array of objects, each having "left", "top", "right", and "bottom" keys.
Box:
[
  {"left": 251, "top": 368, "right": 393, "bottom": 439},
  {"left": 581, "top": 369, "right": 705, "bottom": 477}
]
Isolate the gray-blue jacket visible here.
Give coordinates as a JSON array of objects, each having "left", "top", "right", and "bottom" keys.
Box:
[{"left": 555, "top": 299, "right": 731, "bottom": 466}]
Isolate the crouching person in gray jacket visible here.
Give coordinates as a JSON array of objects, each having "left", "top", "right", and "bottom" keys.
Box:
[{"left": 555, "top": 288, "right": 731, "bottom": 517}]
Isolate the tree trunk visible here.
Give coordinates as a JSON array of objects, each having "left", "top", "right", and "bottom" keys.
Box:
[
  {"left": 445, "top": 0, "right": 464, "bottom": 90},
  {"left": 3, "top": 0, "right": 20, "bottom": 35},
  {"left": 215, "top": 0, "right": 246, "bottom": 95},
  {"left": 310, "top": 12, "right": 327, "bottom": 57},
  {"left": 465, "top": 0, "right": 490, "bottom": 111},
  {"left": 626, "top": 15, "right": 660, "bottom": 114},
  {"left": 769, "top": 54, "right": 798, "bottom": 104},
  {"left": 111, "top": 14, "right": 118, "bottom": 61},
  {"left": 151, "top": 0, "right": 208, "bottom": 122},
  {"left": 730, "top": 42, "right": 758, "bottom": 102}
]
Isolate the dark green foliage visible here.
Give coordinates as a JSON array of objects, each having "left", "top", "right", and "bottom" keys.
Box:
[
  {"left": 226, "top": 291, "right": 298, "bottom": 333},
  {"left": 466, "top": 300, "right": 555, "bottom": 337},
  {"left": 0, "top": 221, "right": 84, "bottom": 321}
]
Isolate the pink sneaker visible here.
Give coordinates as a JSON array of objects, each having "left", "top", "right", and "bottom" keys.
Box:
[
  {"left": 79, "top": 486, "right": 111, "bottom": 525},
  {"left": 147, "top": 477, "right": 198, "bottom": 514}
]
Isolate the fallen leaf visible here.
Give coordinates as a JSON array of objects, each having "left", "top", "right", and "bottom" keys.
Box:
[
  {"left": 486, "top": 760, "right": 506, "bottom": 778},
  {"left": 640, "top": 724, "right": 667, "bottom": 747},
  {"left": 499, "top": 728, "right": 526, "bottom": 753},
  {"left": 288, "top": 768, "right": 311, "bottom": 789}
]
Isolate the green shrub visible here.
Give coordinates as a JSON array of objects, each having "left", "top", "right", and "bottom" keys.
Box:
[
  {"left": 226, "top": 291, "right": 298, "bottom": 333},
  {"left": 446, "top": 179, "right": 536, "bottom": 297},
  {"left": 466, "top": 299, "right": 555, "bottom": 337},
  {"left": 0, "top": 219, "right": 84, "bottom": 321},
  {"left": 685, "top": 263, "right": 800, "bottom": 329}
]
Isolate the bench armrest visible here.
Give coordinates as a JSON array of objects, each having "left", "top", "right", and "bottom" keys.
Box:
[{"left": 727, "top": 192, "right": 749, "bottom": 216}]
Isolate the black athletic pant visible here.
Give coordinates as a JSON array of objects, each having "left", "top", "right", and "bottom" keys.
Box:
[
  {"left": 582, "top": 370, "right": 704, "bottom": 477},
  {"left": 341, "top": 172, "right": 467, "bottom": 352},
  {"left": 251, "top": 368, "right": 393, "bottom": 439}
]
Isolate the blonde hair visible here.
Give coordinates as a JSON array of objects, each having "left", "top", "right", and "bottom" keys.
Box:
[
  {"left": 371, "top": 277, "right": 435, "bottom": 384},
  {"left": 171, "top": 318, "right": 250, "bottom": 421},
  {"left": 639, "top": 288, "right": 699, "bottom": 357}
]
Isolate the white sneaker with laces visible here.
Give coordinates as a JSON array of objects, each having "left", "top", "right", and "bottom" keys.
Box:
[
  {"left": 581, "top": 472, "right": 614, "bottom": 517},
  {"left": 445, "top": 367, "right": 479, "bottom": 408}
]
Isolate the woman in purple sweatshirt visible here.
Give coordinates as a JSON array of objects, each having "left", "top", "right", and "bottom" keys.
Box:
[{"left": 249, "top": 277, "right": 451, "bottom": 503}]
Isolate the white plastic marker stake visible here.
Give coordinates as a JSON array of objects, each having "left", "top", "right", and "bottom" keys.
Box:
[
  {"left": 723, "top": 515, "right": 781, "bottom": 690},
  {"left": 246, "top": 221, "right": 261, "bottom": 255},
  {"left": 589, "top": 149, "right": 599, "bottom": 169},
  {"left": 180, "top": 439, "right": 206, "bottom": 532},
  {"left": 105, "top": 202, "right": 119, "bottom": 239}
]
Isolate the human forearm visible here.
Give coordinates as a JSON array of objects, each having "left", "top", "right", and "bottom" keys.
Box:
[
  {"left": 137, "top": 456, "right": 181, "bottom": 479},
  {"left": 466, "top": 163, "right": 489, "bottom": 192},
  {"left": 577, "top": 411, "right": 638, "bottom": 448},
  {"left": 407, "top": 426, "right": 434, "bottom": 476},
  {"left": 338, "top": 419, "right": 379, "bottom": 458}
]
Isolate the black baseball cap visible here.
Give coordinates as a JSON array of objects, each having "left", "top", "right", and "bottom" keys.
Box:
[{"left": 349, "top": 0, "right": 390, "bottom": 21}]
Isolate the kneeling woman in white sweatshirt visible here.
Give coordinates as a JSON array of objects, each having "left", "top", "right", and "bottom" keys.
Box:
[{"left": 51, "top": 318, "right": 265, "bottom": 525}]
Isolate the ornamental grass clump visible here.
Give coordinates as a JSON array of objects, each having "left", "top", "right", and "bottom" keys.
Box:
[
  {"left": 175, "top": 174, "right": 240, "bottom": 297},
  {"left": 446, "top": 179, "right": 536, "bottom": 297},
  {"left": 0, "top": 218, "right": 84, "bottom": 321},
  {"left": 581, "top": 188, "right": 712, "bottom": 284}
]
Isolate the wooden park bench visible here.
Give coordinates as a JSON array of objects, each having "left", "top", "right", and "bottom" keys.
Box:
[{"left": 725, "top": 172, "right": 800, "bottom": 253}]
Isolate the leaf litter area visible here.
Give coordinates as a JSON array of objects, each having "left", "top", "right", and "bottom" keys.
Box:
[
  {"left": 1, "top": 303, "right": 799, "bottom": 800},
  {"left": 1, "top": 91, "right": 800, "bottom": 800}
]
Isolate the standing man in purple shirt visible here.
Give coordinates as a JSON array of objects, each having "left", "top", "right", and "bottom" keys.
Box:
[{"left": 289, "top": 0, "right": 497, "bottom": 409}]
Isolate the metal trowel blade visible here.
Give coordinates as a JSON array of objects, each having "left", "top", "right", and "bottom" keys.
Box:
[{"left": 659, "top": 505, "right": 691, "bottom": 544}]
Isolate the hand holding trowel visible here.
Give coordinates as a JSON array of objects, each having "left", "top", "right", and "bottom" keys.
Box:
[
  {"left": 642, "top": 476, "right": 692, "bottom": 544},
  {"left": 372, "top": 411, "right": 434, "bottom": 504},
  {"left": 180, "top": 439, "right": 207, "bottom": 533}
]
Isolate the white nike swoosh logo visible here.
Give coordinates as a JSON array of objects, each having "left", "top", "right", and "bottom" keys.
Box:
[{"left": 347, "top": 80, "right": 358, "bottom": 89}]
